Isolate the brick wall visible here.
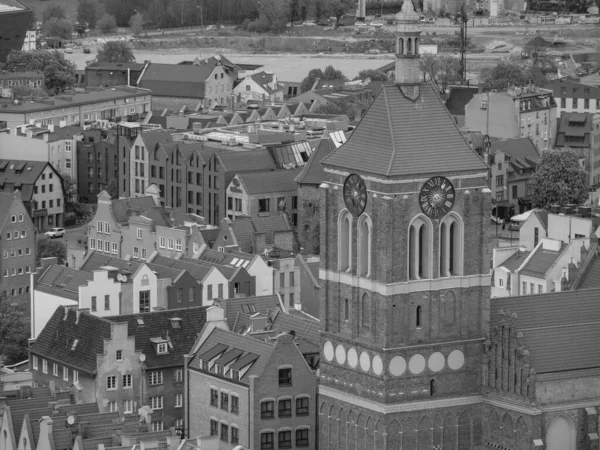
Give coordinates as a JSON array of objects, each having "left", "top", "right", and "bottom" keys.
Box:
[{"left": 297, "top": 185, "right": 320, "bottom": 254}]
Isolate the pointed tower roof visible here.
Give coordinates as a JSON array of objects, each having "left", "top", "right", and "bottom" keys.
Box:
[{"left": 321, "top": 83, "right": 487, "bottom": 177}]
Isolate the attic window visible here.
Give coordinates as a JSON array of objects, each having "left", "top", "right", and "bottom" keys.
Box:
[
  {"left": 170, "top": 317, "right": 182, "bottom": 328},
  {"left": 230, "top": 369, "right": 240, "bottom": 381},
  {"left": 157, "top": 343, "right": 168, "bottom": 354},
  {"left": 137, "top": 318, "right": 144, "bottom": 325},
  {"left": 71, "top": 339, "right": 79, "bottom": 350}
]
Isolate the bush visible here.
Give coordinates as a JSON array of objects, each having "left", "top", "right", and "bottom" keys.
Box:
[
  {"left": 97, "top": 13, "right": 118, "bottom": 33},
  {"left": 43, "top": 18, "right": 73, "bottom": 39},
  {"left": 241, "top": 18, "right": 251, "bottom": 30},
  {"left": 247, "top": 19, "right": 271, "bottom": 33},
  {"left": 10, "top": 85, "right": 47, "bottom": 99}
]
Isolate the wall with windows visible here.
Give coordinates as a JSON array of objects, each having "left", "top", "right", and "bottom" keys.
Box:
[
  {"left": 156, "top": 226, "right": 188, "bottom": 259},
  {"left": 144, "top": 365, "right": 187, "bottom": 431},
  {"left": 78, "top": 270, "right": 123, "bottom": 317},
  {"left": 88, "top": 195, "right": 123, "bottom": 258},
  {"left": 31, "top": 165, "right": 65, "bottom": 230},
  {"left": 129, "top": 134, "right": 150, "bottom": 198},
  {"left": 122, "top": 216, "right": 156, "bottom": 261},
  {"left": 272, "top": 258, "right": 300, "bottom": 310},
  {"left": 131, "top": 265, "right": 161, "bottom": 314}
]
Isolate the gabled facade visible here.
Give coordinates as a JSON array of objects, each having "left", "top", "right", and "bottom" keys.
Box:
[
  {"left": 233, "top": 71, "right": 285, "bottom": 103},
  {"left": 76, "top": 129, "right": 118, "bottom": 203},
  {"left": 212, "top": 216, "right": 295, "bottom": 255}
]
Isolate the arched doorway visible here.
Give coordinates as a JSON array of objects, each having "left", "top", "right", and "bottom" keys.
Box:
[{"left": 546, "top": 416, "right": 576, "bottom": 450}]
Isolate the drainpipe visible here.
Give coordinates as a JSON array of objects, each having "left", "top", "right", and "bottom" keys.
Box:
[{"left": 127, "top": 69, "right": 131, "bottom": 87}]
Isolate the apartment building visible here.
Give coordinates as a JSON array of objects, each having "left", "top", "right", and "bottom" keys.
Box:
[
  {"left": 76, "top": 129, "right": 119, "bottom": 203},
  {"left": 546, "top": 78, "right": 600, "bottom": 117}
]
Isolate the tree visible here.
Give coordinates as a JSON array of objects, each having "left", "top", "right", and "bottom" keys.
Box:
[
  {"left": 96, "top": 13, "right": 118, "bottom": 33},
  {"left": 419, "top": 54, "right": 462, "bottom": 92},
  {"left": 107, "top": 179, "right": 119, "bottom": 199},
  {"left": 530, "top": 148, "right": 589, "bottom": 209},
  {"left": 129, "top": 12, "right": 144, "bottom": 37},
  {"left": 479, "top": 60, "right": 531, "bottom": 91},
  {"left": 96, "top": 41, "right": 135, "bottom": 63},
  {"left": 256, "top": 0, "right": 291, "bottom": 32},
  {"left": 324, "top": 0, "right": 355, "bottom": 29},
  {"left": 0, "top": 293, "right": 29, "bottom": 365},
  {"left": 42, "top": 3, "right": 66, "bottom": 23},
  {"left": 354, "top": 69, "right": 389, "bottom": 81},
  {"left": 2, "top": 50, "right": 76, "bottom": 94},
  {"left": 37, "top": 237, "right": 68, "bottom": 266},
  {"left": 300, "top": 65, "right": 347, "bottom": 93},
  {"left": 78, "top": 0, "right": 99, "bottom": 28},
  {"left": 61, "top": 173, "right": 77, "bottom": 204},
  {"left": 314, "top": 99, "right": 359, "bottom": 120},
  {"left": 43, "top": 18, "right": 74, "bottom": 39}
]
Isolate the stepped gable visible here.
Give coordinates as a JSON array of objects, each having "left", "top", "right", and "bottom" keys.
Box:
[{"left": 321, "top": 83, "right": 487, "bottom": 177}]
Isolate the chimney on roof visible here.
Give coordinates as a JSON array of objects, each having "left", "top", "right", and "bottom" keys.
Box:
[
  {"left": 39, "top": 416, "right": 54, "bottom": 439},
  {"left": 47, "top": 124, "right": 55, "bottom": 133}
]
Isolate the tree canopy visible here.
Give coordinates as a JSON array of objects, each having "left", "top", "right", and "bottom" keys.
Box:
[
  {"left": 420, "top": 54, "right": 462, "bottom": 92},
  {"left": 42, "top": 3, "right": 66, "bottom": 23},
  {"left": 300, "top": 65, "right": 347, "bottom": 93},
  {"left": 97, "top": 13, "right": 118, "bottom": 33},
  {"left": 43, "top": 17, "right": 73, "bottom": 39},
  {"left": 37, "top": 237, "right": 68, "bottom": 266},
  {"left": 96, "top": 41, "right": 135, "bottom": 63},
  {"left": 479, "top": 60, "right": 537, "bottom": 91},
  {"left": 129, "top": 13, "right": 145, "bottom": 37},
  {"left": 323, "top": 0, "right": 356, "bottom": 28},
  {"left": 2, "top": 50, "right": 76, "bottom": 94},
  {"left": 0, "top": 293, "right": 28, "bottom": 365},
  {"left": 530, "top": 148, "right": 589, "bottom": 209},
  {"left": 354, "top": 69, "right": 389, "bottom": 81},
  {"left": 77, "top": 0, "right": 99, "bottom": 28}
]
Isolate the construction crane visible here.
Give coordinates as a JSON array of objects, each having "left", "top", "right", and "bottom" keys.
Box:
[{"left": 455, "top": 4, "right": 469, "bottom": 82}]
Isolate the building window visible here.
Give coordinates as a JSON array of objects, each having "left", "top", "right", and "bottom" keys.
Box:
[
  {"left": 496, "top": 175, "right": 504, "bottom": 187},
  {"left": 296, "top": 429, "right": 309, "bottom": 447},
  {"left": 220, "top": 423, "right": 229, "bottom": 442},
  {"left": 210, "top": 389, "right": 219, "bottom": 406},
  {"left": 218, "top": 283, "right": 223, "bottom": 298},
  {"left": 175, "top": 368, "right": 183, "bottom": 382},
  {"left": 279, "top": 368, "right": 292, "bottom": 386},
  {"left": 149, "top": 370, "right": 163, "bottom": 385},
  {"left": 122, "top": 374, "right": 132, "bottom": 388},
  {"left": 104, "top": 294, "right": 110, "bottom": 310},
  {"left": 231, "top": 426, "right": 239, "bottom": 444},
  {"left": 231, "top": 395, "right": 239, "bottom": 414},
  {"left": 210, "top": 420, "right": 218, "bottom": 436},
  {"left": 279, "top": 431, "right": 292, "bottom": 449},
  {"left": 208, "top": 285, "right": 213, "bottom": 300},
  {"left": 221, "top": 392, "right": 229, "bottom": 411},
  {"left": 141, "top": 248, "right": 147, "bottom": 260},
  {"left": 53, "top": 363, "right": 58, "bottom": 377},
  {"left": 261, "top": 400, "right": 274, "bottom": 418},
  {"left": 344, "top": 298, "right": 349, "bottom": 321},
  {"left": 150, "top": 396, "right": 163, "bottom": 410},
  {"left": 175, "top": 393, "right": 183, "bottom": 408},
  {"left": 258, "top": 198, "right": 270, "bottom": 212},
  {"left": 112, "top": 242, "right": 118, "bottom": 254},
  {"left": 168, "top": 239, "right": 174, "bottom": 249},
  {"left": 32, "top": 355, "right": 38, "bottom": 370},
  {"left": 108, "top": 401, "right": 118, "bottom": 412},
  {"left": 159, "top": 237, "right": 166, "bottom": 248},
  {"left": 175, "top": 239, "right": 182, "bottom": 251},
  {"left": 137, "top": 228, "right": 143, "bottom": 239},
  {"left": 73, "top": 370, "right": 79, "bottom": 383},
  {"left": 157, "top": 343, "right": 168, "bottom": 354},
  {"left": 278, "top": 399, "right": 292, "bottom": 417},
  {"left": 107, "top": 375, "right": 117, "bottom": 390},
  {"left": 499, "top": 278, "right": 504, "bottom": 287},
  {"left": 139, "top": 290, "right": 150, "bottom": 312},
  {"left": 409, "top": 216, "right": 432, "bottom": 280},
  {"left": 261, "top": 432, "right": 274, "bottom": 450},
  {"left": 188, "top": 287, "right": 195, "bottom": 302},
  {"left": 124, "top": 399, "right": 133, "bottom": 414},
  {"left": 522, "top": 281, "right": 527, "bottom": 295},
  {"left": 91, "top": 296, "right": 97, "bottom": 312},
  {"left": 573, "top": 98, "right": 577, "bottom": 108},
  {"left": 296, "top": 397, "right": 309, "bottom": 416},
  {"left": 534, "top": 227, "right": 539, "bottom": 247},
  {"left": 151, "top": 421, "right": 163, "bottom": 432}
]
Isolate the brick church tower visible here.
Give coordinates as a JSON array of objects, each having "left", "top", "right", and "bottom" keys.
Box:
[{"left": 316, "top": 3, "right": 493, "bottom": 448}]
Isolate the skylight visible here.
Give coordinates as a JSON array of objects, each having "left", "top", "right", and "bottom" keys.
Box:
[
  {"left": 231, "top": 258, "right": 240, "bottom": 266},
  {"left": 71, "top": 339, "right": 79, "bottom": 350}
]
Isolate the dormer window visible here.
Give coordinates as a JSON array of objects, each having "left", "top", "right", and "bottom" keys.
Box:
[
  {"left": 157, "top": 343, "right": 168, "bottom": 354},
  {"left": 231, "top": 369, "right": 240, "bottom": 381}
]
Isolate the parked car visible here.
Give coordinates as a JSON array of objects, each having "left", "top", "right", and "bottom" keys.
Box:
[
  {"left": 64, "top": 48, "right": 73, "bottom": 54},
  {"left": 45, "top": 227, "right": 65, "bottom": 238},
  {"left": 83, "top": 47, "right": 91, "bottom": 54}
]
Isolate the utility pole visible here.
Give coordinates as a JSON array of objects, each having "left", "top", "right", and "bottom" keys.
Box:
[{"left": 457, "top": 4, "right": 468, "bottom": 83}]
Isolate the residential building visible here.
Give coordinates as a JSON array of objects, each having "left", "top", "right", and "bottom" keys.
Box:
[
  {"left": 0, "top": 0, "right": 32, "bottom": 63},
  {"left": 554, "top": 112, "right": 600, "bottom": 191},
  {"left": 85, "top": 61, "right": 147, "bottom": 88},
  {"left": 137, "top": 62, "right": 235, "bottom": 110},
  {"left": 0, "top": 86, "right": 151, "bottom": 129},
  {"left": 444, "top": 86, "right": 478, "bottom": 127},
  {"left": 198, "top": 247, "right": 274, "bottom": 296},
  {"left": 0, "top": 190, "right": 36, "bottom": 307},
  {"left": 20, "top": 29, "right": 36, "bottom": 51},
  {"left": 488, "top": 137, "right": 541, "bottom": 214},
  {"left": 29, "top": 305, "right": 209, "bottom": 430},
  {"left": 80, "top": 252, "right": 205, "bottom": 312},
  {"left": 186, "top": 325, "right": 317, "bottom": 450},
  {"left": 295, "top": 135, "right": 338, "bottom": 254},
  {"left": 76, "top": 129, "right": 118, "bottom": 203},
  {"left": 0, "top": 70, "right": 43, "bottom": 93},
  {"left": 0, "top": 124, "right": 83, "bottom": 182},
  {"left": 270, "top": 256, "right": 301, "bottom": 311},
  {"left": 464, "top": 85, "right": 556, "bottom": 151},
  {"left": 295, "top": 254, "right": 320, "bottom": 318},
  {"left": 128, "top": 130, "right": 174, "bottom": 198},
  {"left": 233, "top": 71, "right": 285, "bottom": 103},
  {"left": 0, "top": 159, "right": 65, "bottom": 230},
  {"left": 212, "top": 216, "right": 295, "bottom": 254},
  {"left": 546, "top": 78, "right": 600, "bottom": 117},
  {"left": 227, "top": 169, "right": 300, "bottom": 225},
  {"left": 212, "top": 294, "right": 283, "bottom": 334}
]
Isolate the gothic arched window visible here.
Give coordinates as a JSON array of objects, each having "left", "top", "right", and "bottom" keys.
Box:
[
  {"left": 339, "top": 210, "right": 352, "bottom": 272},
  {"left": 416, "top": 305, "right": 422, "bottom": 328},
  {"left": 361, "top": 292, "right": 370, "bottom": 331},
  {"left": 440, "top": 213, "right": 463, "bottom": 277},
  {"left": 357, "top": 214, "right": 372, "bottom": 277},
  {"left": 409, "top": 216, "right": 432, "bottom": 280}
]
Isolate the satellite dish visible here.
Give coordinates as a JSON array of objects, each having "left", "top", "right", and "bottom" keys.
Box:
[
  {"left": 66, "top": 415, "right": 75, "bottom": 425},
  {"left": 139, "top": 353, "right": 146, "bottom": 362}
]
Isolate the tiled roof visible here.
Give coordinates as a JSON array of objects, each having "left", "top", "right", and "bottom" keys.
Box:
[
  {"left": 445, "top": 87, "right": 478, "bottom": 116},
  {"left": 199, "top": 248, "right": 253, "bottom": 268},
  {"left": 200, "top": 228, "right": 220, "bottom": 247},
  {"left": 321, "top": 83, "right": 488, "bottom": 177},
  {"left": 229, "top": 216, "right": 291, "bottom": 253},
  {"left": 190, "top": 327, "right": 274, "bottom": 383},
  {"left": 533, "top": 209, "right": 549, "bottom": 231},
  {"left": 491, "top": 289, "right": 600, "bottom": 374},
  {"left": 492, "top": 137, "right": 540, "bottom": 161},
  {"left": 151, "top": 255, "right": 214, "bottom": 281},
  {"left": 178, "top": 256, "right": 238, "bottom": 279},
  {"left": 140, "top": 130, "right": 173, "bottom": 154},
  {"left": 35, "top": 265, "right": 93, "bottom": 301},
  {"left": 547, "top": 79, "right": 600, "bottom": 100},
  {"left": 138, "top": 63, "right": 214, "bottom": 98},
  {"left": 575, "top": 255, "right": 600, "bottom": 290},
  {"left": 85, "top": 62, "right": 145, "bottom": 71},
  {"left": 40, "top": 125, "right": 84, "bottom": 143},
  {"left": 270, "top": 309, "right": 320, "bottom": 349},
  {"left": 30, "top": 307, "right": 113, "bottom": 374},
  {"left": 519, "top": 243, "right": 566, "bottom": 277},
  {"left": 250, "top": 72, "right": 283, "bottom": 94},
  {"left": 0, "top": 192, "right": 16, "bottom": 231},
  {"left": 0, "top": 160, "right": 50, "bottom": 202},
  {"left": 499, "top": 250, "right": 530, "bottom": 272},
  {"left": 216, "top": 149, "right": 276, "bottom": 177},
  {"left": 555, "top": 112, "right": 593, "bottom": 148},
  {"left": 218, "top": 295, "right": 282, "bottom": 333},
  {"left": 307, "top": 261, "right": 320, "bottom": 284},
  {"left": 110, "top": 196, "right": 158, "bottom": 223},
  {"left": 108, "top": 306, "right": 207, "bottom": 369},
  {"left": 80, "top": 252, "right": 184, "bottom": 281},
  {"left": 294, "top": 137, "right": 335, "bottom": 185},
  {"left": 237, "top": 169, "right": 300, "bottom": 195}
]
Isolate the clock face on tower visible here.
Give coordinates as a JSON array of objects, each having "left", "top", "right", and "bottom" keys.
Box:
[
  {"left": 419, "top": 176, "right": 455, "bottom": 219},
  {"left": 343, "top": 174, "right": 367, "bottom": 217}
]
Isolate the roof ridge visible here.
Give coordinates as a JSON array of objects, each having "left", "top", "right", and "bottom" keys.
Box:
[
  {"left": 384, "top": 87, "right": 397, "bottom": 177},
  {"left": 521, "top": 320, "right": 600, "bottom": 331}
]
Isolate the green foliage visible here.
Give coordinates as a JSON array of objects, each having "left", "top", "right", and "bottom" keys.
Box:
[
  {"left": 419, "top": 54, "right": 461, "bottom": 91},
  {"left": 129, "top": 13, "right": 144, "bottom": 37},
  {"left": 479, "top": 60, "right": 533, "bottom": 91},
  {"left": 300, "top": 65, "right": 347, "bottom": 93},
  {"left": 530, "top": 148, "right": 589, "bottom": 209},
  {"left": 2, "top": 50, "right": 76, "bottom": 94},
  {"left": 314, "top": 99, "right": 358, "bottom": 121},
  {"left": 96, "top": 41, "right": 135, "bottom": 63},
  {"left": 256, "top": 0, "right": 291, "bottom": 33},
  {"left": 103, "top": 0, "right": 137, "bottom": 27},
  {"left": 10, "top": 85, "right": 47, "bottom": 99},
  {"left": 37, "top": 237, "right": 68, "bottom": 266},
  {"left": 96, "top": 13, "right": 118, "bottom": 33},
  {"left": 324, "top": 0, "right": 356, "bottom": 28},
  {"left": 77, "top": 0, "right": 99, "bottom": 28},
  {"left": 0, "top": 293, "right": 29, "bottom": 365},
  {"left": 42, "top": 3, "right": 66, "bottom": 23},
  {"left": 43, "top": 17, "right": 74, "bottom": 40},
  {"left": 354, "top": 69, "right": 388, "bottom": 81},
  {"left": 107, "top": 179, "right": 119, "bottom": 199},
  {"left": 241, "top": 18, "right": 252, "bottom": 29},
  {"left": 61, "top": 173, "right": 77, "bottom": 203}
]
